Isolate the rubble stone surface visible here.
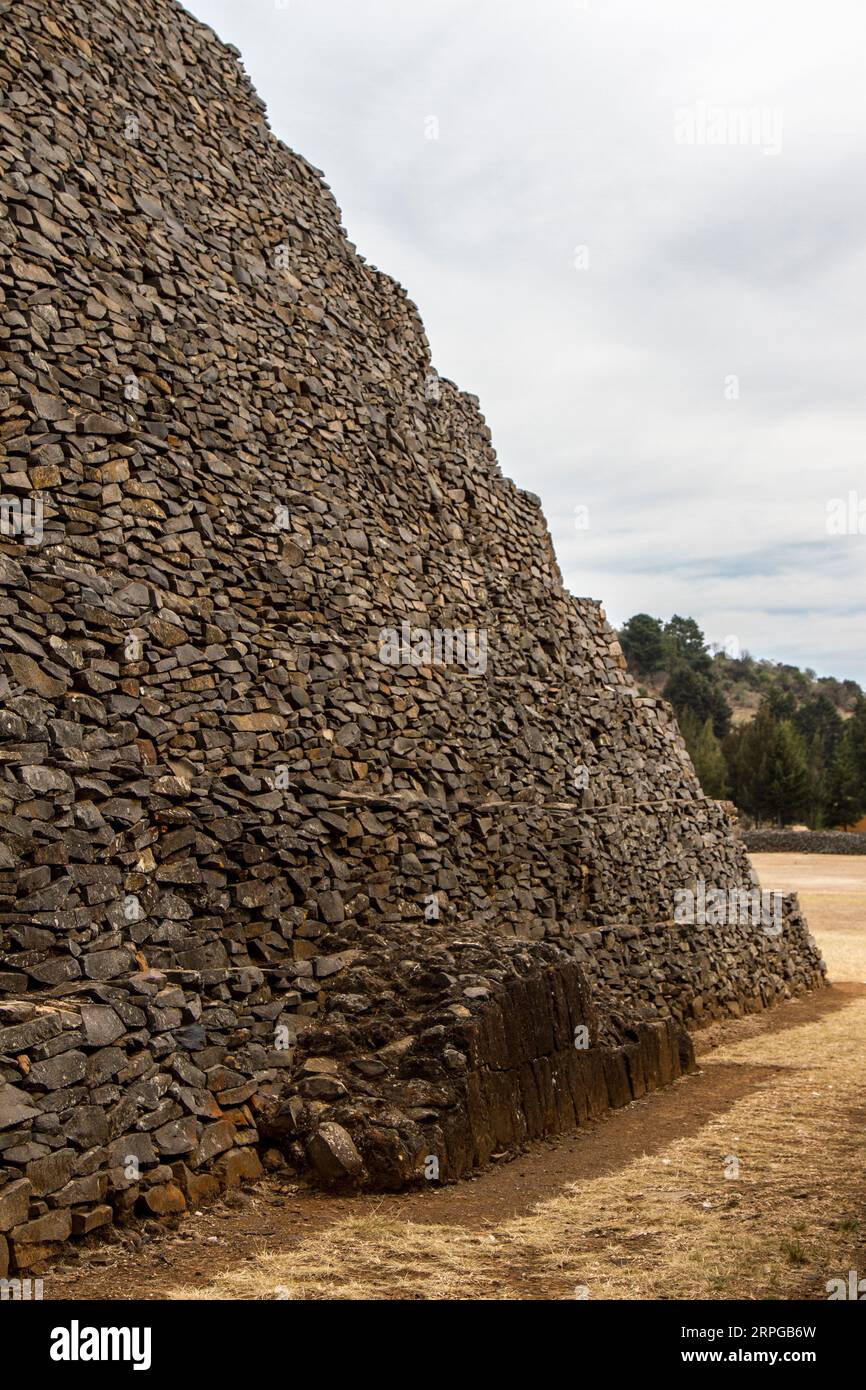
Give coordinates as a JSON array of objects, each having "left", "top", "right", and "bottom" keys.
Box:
[{"left": 0, "top": 0, "right": 826, "bottom": 1264}]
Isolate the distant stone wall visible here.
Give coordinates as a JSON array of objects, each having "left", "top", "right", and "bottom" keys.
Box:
[
  {"left": 0, "top": 0, "right": 827, "bottom": 1274},
  {"left": 745, "top": 830, "right": 866, "bottom": 854}
]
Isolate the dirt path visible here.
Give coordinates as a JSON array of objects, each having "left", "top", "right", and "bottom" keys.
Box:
[{"left": 47, "top": 853, "right": 866, "bottom": 1301}]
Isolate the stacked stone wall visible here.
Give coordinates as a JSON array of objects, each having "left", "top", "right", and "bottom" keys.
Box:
[{"left": 0, "top": 0, "right": 826, "bottom": 1274}]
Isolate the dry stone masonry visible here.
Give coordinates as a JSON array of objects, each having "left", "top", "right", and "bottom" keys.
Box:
[
  {"left": 744, "top": 829, "right": 866, "bottom": 854},
  {"left": 0, "top": 0, "right": 826, "bottom": 1275}
]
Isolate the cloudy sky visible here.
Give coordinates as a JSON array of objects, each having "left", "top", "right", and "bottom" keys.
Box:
[{"left": 190, "top": 0, "right": 866, "bottom": 683}]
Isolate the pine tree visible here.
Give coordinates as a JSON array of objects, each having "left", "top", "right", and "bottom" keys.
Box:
[
  {"left": 723, "top": 703, "right": 774, "bottom": 823},
  {"left": 802, "top": 733, "right": 830, "bottom": 827},
  {"left": 689, "top": 717, "right": 729, "bottom": 798},
  {"left": 825, "top": 730, "right": 863, "bottom": 828},
  {"left": 618, "top": 613, "right": 664, "bottom": 674},
  {"left": 665, "top": 663, "right": 732, "bottom": 740},
  {"left": 764, "top": 720, "right": 809, "bottom": 825},
  {"left": 662, "top": 615, "right": 713, "bottom": 674},
  {"left": 794, "top": 693, "right": 843, "bottom": 752},
  {"left": 846, "top": 695, "right": 866, "bottom": 789}
]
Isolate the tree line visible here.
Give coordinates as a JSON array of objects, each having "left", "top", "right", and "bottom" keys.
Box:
[{"left": 618, "top": 613, "right": 866, "bottom": 828}]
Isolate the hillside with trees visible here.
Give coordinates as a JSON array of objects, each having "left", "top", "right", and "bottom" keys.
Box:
[{"left": 617, "top": 613, "right": 866, "bottom": 827}]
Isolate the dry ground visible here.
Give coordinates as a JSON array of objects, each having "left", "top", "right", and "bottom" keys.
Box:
[{"left": 46, "top": 853, "right": 866, "bottom": 1301}]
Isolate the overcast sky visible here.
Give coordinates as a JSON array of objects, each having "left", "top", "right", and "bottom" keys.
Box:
[{"left": 189, "top": 0, "right": 866, "bottom": 684}]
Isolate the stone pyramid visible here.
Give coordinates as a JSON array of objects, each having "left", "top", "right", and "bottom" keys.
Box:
[{"left": 0, "top": 0, "right": 825, "bottom": 1269}]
